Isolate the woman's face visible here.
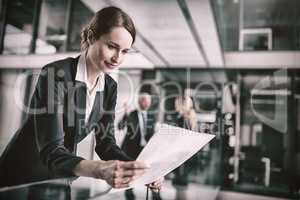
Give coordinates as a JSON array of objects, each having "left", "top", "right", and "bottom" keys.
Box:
[{"left": 87, "top": 26, "right": 133, "bottom": 73}]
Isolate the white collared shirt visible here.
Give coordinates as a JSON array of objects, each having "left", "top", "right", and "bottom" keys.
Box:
[
  {"left": 75, "top": 52, "right": 105, "bottom": 124},
  {"left": 138, "top": 110, "right": 148, "bottom": 146}
]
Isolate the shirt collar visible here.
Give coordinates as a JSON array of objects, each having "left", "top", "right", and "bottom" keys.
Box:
[
  {"left": 138, "top": 109, "right": 147, "bottom": 114},
  {"left": 75, "top": 52, "right": 104, "bottom": 92}
]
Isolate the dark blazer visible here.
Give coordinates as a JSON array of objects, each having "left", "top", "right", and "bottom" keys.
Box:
[
  {"left": 0, "top": 56, "right": 130, "bottom": 187},
  {"left": 119, "top": 110, "right": 155, "bottom": 159}
]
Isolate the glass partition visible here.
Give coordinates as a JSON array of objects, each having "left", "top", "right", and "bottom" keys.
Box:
[{"left": 212, "top": 0, "right": 300, "bottom": 51}]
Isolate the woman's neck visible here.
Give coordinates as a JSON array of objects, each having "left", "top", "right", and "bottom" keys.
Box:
[{"left": 86, "top": 53, "right": 101, "bottom": 86}]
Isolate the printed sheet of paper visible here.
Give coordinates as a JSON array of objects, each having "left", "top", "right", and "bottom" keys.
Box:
[{"left": 129, "top": 123, "right": 215, "bottom": 187}]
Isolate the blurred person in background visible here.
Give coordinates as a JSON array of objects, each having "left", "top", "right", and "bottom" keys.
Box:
[
  {"left": 118, "top": 93, "right": 162, "bottom": 200},
  {"left": 174, "top": 95, "right": 198, "bottom": 131},
  {"left": 172, "top": 95, "right": 198, "bottom": 200}
]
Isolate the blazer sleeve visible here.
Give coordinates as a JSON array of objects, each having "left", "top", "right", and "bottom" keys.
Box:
[
  {"left": 31, "top": 66, "right": 84, "bottom": 176},
  {"left": 95, "top": 83, "right": 132, "bottom": 161}
]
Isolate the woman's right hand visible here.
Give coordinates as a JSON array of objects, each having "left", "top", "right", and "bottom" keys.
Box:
[
  {"left": 93, "top": 160, "right": 148, "bottom": 188},
  {"left": 74, "top": 160, "right": 149, "bottom": 188}
]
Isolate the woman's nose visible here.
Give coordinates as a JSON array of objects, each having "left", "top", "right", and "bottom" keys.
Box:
[{"left": 111, "top": 51, "right": 121, "bottom": 64}]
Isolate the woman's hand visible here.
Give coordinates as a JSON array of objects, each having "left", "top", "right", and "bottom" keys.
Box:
[
  {"left": 147, "top": 177, "right": 164, "bottom": 193},
  {"left": 74, "top": 160, "right": 149, "bottom": 188},
  {"left": 94, "top": 160, "right": 149, "bottom": 188}
]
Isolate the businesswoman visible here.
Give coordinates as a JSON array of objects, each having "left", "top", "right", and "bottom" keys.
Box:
[
  {"left": 0, "top": 6, "right": 161, "bottom": 190},
  {"left": 172, "top": 96, "right": 198, "bottom": 199}
]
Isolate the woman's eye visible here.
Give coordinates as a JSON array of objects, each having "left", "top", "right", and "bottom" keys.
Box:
[
  {"left": 122, "top": 50, "right": 129, "bottom": 54},
  {"left": 107, "top": 44, "right": 115, "bottom": 49}
]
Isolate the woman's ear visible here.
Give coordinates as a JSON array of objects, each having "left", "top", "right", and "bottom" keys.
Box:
[{"left": 87, "top": 29, "right": 94, "bottom": 45}]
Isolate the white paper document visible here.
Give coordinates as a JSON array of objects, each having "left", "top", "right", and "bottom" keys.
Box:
[{"left": 129, "top": 123, "right": 215, "bottom": 188}]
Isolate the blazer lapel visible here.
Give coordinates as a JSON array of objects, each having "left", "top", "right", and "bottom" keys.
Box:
[
  {"left": 74, "top": 82, "right": 87, "bottom": 141},
  {"left": 63, "top": 56, "right": 83, "bottom": 152},
  {"left": 134, "top": 110, "right": 141, "bottom": 141},
  {"left": 86, "top": 91, "right": 104, "bottom": 128},
  {"left": 87, "top": 74, "right": 111, "bottom": 126}
]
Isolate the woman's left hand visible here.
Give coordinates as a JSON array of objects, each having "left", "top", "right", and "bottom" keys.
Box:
[{"left": 146, "top": 177, "right": 164, "bottom": 192}]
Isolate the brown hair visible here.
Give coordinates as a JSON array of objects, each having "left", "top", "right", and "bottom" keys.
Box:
[
  {"left": 175, "top": 96, "right": 198, "bottom": 131},
  {"left": 80, "top": 6, "right": 136, "bottom": 51}
]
